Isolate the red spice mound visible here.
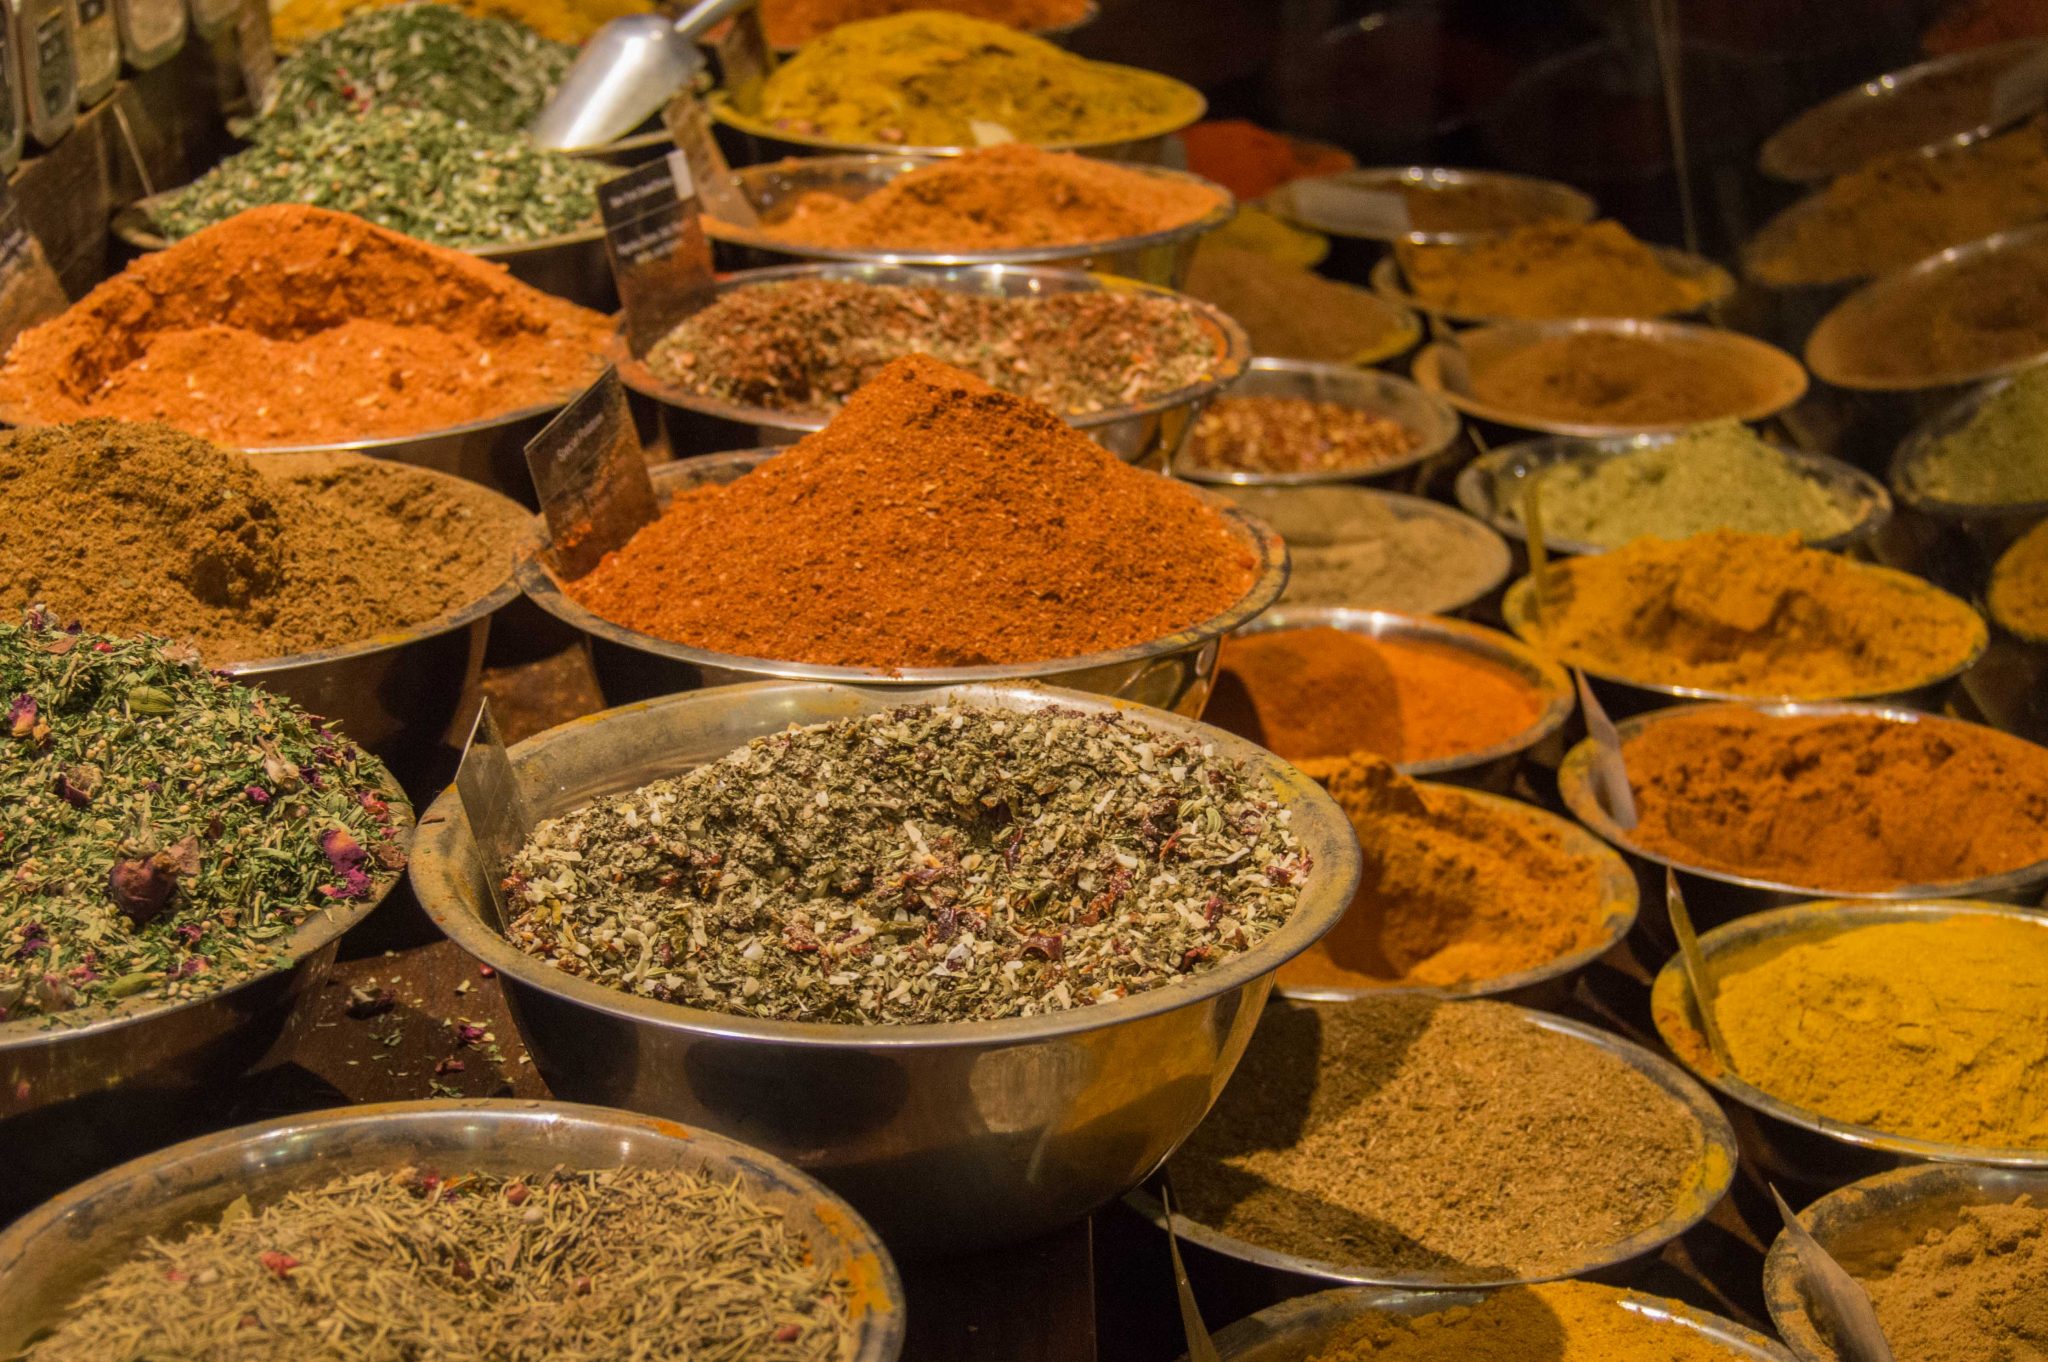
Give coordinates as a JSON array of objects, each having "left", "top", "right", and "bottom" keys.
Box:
[
  {"left": 567, "top": 354, "right": 1260, "bottom": 668},
  {"left": 1181, "top": 120, "right": 1354, "bottom": 202},
  {"left": 0, "top": 205, "right": 610, "bottom": 446}
]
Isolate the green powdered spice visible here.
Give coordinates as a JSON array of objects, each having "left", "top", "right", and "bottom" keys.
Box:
[{"left": 1913, "top": 367, "right": 2048, "bottom": 507}]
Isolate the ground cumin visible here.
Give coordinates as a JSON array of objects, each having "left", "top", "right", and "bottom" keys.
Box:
[
  {"left": 1279, "top": 755, "right": 1613, "bottom": 992},
  {"left": 1469, "top": 332, "right": 1778, "bottom": 428},
  {"left": 566, "top": 355, "right": 1256, "bottom": 669},
  {"left": 1822, "top": 227, "right": 2048, "bottom": 382},
  {"left": 0, "top": 206, "right": 609, "bottom": 447},
  {"left": 1622, "top": 709, "right": 2048, "bottom": 891},
  {"left": 1302, "top": 1281, "right": 1759, "bottom": 1361},
  {"left": 1394, "top": 220, "right": 1722, "bottom": 319},
  {"left": 1182, "top": 245, "right": 1417, "bottom": 364},
  {"left": 1857, "top": 1195, "right": 2048, "bottom": 1361},
  {"left": 1523, "top": 530, "right": 1985, "bottom": 698},
  {"left": 761, "top": 0, "right": 1089, "bottom": 48}
]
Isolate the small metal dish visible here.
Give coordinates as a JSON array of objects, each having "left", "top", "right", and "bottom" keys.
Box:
[
  {"left": 1763, "top": 1163, "right": 2048, "bottom": 1362},
  {"left": 613, "top": 260, "right": 1249, "bottom": 465},
  {"left": 1890, "top": 370, "right": 2048, "bottom": 530},
  {"left": 0, "top": 1098, "right": 906, "bottom": 1362},
  {"left": 1370, "top": 246, "right": 1736, "bottom": 326},
  {"left": 1171, "top": 358, "right": 1461, "bottom": 488},
  {"left": 1412, "top": 318, "right": 1810, "bottom": 439},
  {"left": 1456, "top": 432, "right": 1892, "bottom": 555},
  {"left": 518, "top": 449, "right": 1286, "bottom": 713},
  {"left": 1268, "top": 165, "right": 1595, "bottom": 246}
]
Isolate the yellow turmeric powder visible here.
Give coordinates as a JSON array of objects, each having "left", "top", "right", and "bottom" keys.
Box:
[
  {"left": 1393, "top": 220, "right": 1726, "bottom": 320},
  {"left": 270, "top": 0, "right": 649, "bottom": 47},
  {"left": 1306, "top": 1280, "right": 1761, "bottom": 1361},
  {"left": 1990, "top": 517, "right": 2048, "bottom": 641},
  {"left": 1518, "top": 530, "right": 1985, "bottom": 698}
]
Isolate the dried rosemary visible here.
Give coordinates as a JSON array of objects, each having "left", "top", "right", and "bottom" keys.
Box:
[
  {"left": 504, "top": 703, "right": 1311, "bottom": 1025},
  {"left": 22, "top": 1165, "right": 853, "bottom": 1362}
]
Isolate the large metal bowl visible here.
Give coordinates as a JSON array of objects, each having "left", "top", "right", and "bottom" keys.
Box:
[
  {"left": 615, "top": 261, "right": 1249, "bottom": 465},
  {"left": 1562, "top": 703, "right": 2048, "bottom": 923},
  {"left": 409, "top": 680, "right": 1362, "bottom": 1254},
  {"left": 1890, "top": 369, "right": 2048, "bottom": 531},
  {"left": 518, "top": 449, "right": 1287, "bottom": 714},
  {"left": 1370, "top": 246, "right": 1736, "bottom": 327},
  {"left": 0, "top": 1098, "right": 906, "bottom": 1361},
  {"left": 1762, "top": 1163, "right": 2048, "bottom": 1362},
  {"left": 700, "top": 153, "right": 1235, "bottom": 287},
  {"left": 765, "top": 0, "right": 1100, "bottom": 54},
  {"left": 1170, "top": 358, "right": 1462, "bottom": 489},
  {"left": 1269, "top": 165, "right": 1595, "bottom": 246}
]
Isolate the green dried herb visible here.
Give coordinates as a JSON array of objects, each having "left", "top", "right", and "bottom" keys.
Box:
[
  {"left": 505, "top": 702, "right": 1310, "bottom": 1025},
  {"left": 0, "top": 612, "right": 408, "bottom": 1025}
]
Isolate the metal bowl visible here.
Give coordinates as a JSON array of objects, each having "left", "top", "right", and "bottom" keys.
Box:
[
  {"left": 517, "top": 449, "right": 1286, "bottom": 714},
  {"left": 1370, "top": 247, "right": 1736, "bottom": 326},
  {"left": 1412, "top": 318, "right": 1810, "bottom": 439},
  {"left": 700, "top": 153, "right": 1235, "bottom": 287},
  {"left": 1562, "top": 702, "right": 2048, "bottom": 923},
  {"left": 1455, "top": 432, "right": 1893, "bottom": 555},
  {"left": 1171, "top": 358, "right": 1461, "bottom": 488},
  {"left": 1269, "top": 165, "right": 1595, "bottom": 246},
  {"left": 613, "top": 261, "right": 1249, "bottom": 465},
  {"left": 767, "top": 0, "right": 1101, "bottom": 54},
  {"left": 0, "top": 1098, "right": 906, "bottom": 1361},
  {"left": 1890, "top": 370, "right": 2048, "bottom": 530},
  {"left": 1762, "top": 1163, "right": 2048, "bottom": 1362},
  {"left": 408, "top": 680, "right": 1363, "bottom": 1254},
  {"left": 1133, "top": 1005, "right": 1733, "bottom": 1290},
  {"left": 1650, "top": 899, "right": 2048, "bottom": 1189}
]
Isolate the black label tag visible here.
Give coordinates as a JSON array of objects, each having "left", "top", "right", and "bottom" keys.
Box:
[
  {"left": 235, "top": 0, "right": 275, "bottom": 109},
  {"left": 663, "top": 89, "right": 758, "bottom": 229},
  {"left": 453, "top": 699, "right": 533, "bottom": 932},
  {"left": 599, "top": 149, "right": 716, "bottom": 357},
  {"left": 524, "top": 368, "right": 660, "bottom": 581},
  {"left": 713, "top": 4, "right": 773, "bottom": 107},
  {"left": 0, "top": 181, "right": 70, "bottom": 352}
]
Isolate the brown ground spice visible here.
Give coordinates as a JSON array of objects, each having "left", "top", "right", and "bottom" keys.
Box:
[
  {"left": 1470, "top": 332, "right": 1774, "bottom": 427},
  {"left": 1182, "top": 245, "right": 1416, "bottom": 364},
  {"left": 1856, "top": 1195, "right": 2048, "bottom": 1362},
  {"left": 1395, "top": 220, "right": 1722, "bottom": 319},
  {"left": 0, "top": 421, "right": 528, "bottom": 663},
  {"left": 0, "top": 206, "right": 609, "bottom": 446}
]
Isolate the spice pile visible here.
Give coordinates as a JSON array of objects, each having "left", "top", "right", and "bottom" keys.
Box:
[
  {"left": 754, "top": 11, "right": 1197, "bottom": 146},
  {"left": 1206, "top": 626, "right": 1544, "bottom": 766},
  {"left": 762, "top": 0, "right": 1092, "bottom": 48},
  {"left": 1183, "top": 245, "right": 1417, "bottom": 364},
  {"left": 1621, "top": 708, "right": 2048, "bottom": 890},
  {"left": 1171, "top": 996, "right": 1714, "bottom": 1279},
  {"left": 1852, "top": 1194, "right": 2048, "bottom": 1362},
  {"left": 643, "top": 277, "right": 1222, "bottom": 415},
  {"left": 569, "top": 355, "right": 1257, "bottom": 668},
  {"left": 1991, "top": 517, "right": 2048, "bottom": 638},
  {"left": 0, "top": 206, "right": 610, "bottom": 446},
  {"left": 1909, "top": 365, "right": 2048, "bottom": 504},
  {"left": 1522, "top": 530, "right": 1985, "bottom": 698},
  {"left": 749, "top": 145, "right": 1225, "bottom": 252},
  {"left": 1300, "top": 1282, "right": 1758, "bottom": 1362},
  {"left": 1181, "top": 120, "right": 1354, "bottom": 202},
  {"left": 1221, "top": 486, "right": 1506, "bottom": 613},
  {"left": 1184, "top": 395, "right": 1421, "bottom": 476},
  {"left": 1280, "top": 757, "right": 1613, "bottom": 992},
  {"left": 1283, "top": 170, "right": 1581, "bottom": 237},
  {"left": 504, "top": 701, "right": 1311, "bottom": 1024},
  {"left": 270, "top": 0, "right": 646, "bottom": 46},
  {"left": 1468, "top": 331, "right": 1779, "bottom": 428},
  {"left": 24, "top": 1166, "right": 851, "bottom": 1361},
  {"left": 1394, "top": 221, "right": 1724, "bottom": 319},
  {"left": 1839, "top": 229, "right": 2048, "bottom": 381},
  {"left": 1772, "top": 44, "right": 2044, "bottom": 177},
  {"left": 0, "top": 615, "right": 407, "bottom": 1023}
]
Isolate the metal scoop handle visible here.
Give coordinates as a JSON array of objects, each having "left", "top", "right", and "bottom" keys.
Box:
[{"left": 530, "top": 0, "right": 757, "bottom": 150}]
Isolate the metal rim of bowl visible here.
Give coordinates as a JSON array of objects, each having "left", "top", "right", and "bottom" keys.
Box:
[
  {"left": 1889, "top": 368, "right": 2048, "bottom": 522},
  {"left": 1170, "top": 357, "right": 1462, "bottom": 487},
  {"left": 1989, "top": 524, "right": 2048, "bottom": 642},
  {"left": 1560, "top": 699, "right": 2048, "bottom": 901},
  {"left": 1454, "top": 431, "right": 1894, "bottom": 555},
  {"left": 767, "top": 0, "right": 1100, "bottom": 52},
  {"left": 516, "top": 449, "right": 1288, "bottom": 685},
  {"left": 611, "top": 260, "right": 1252, "bottom": 433},
  {"left": 108, "top": 194, "right": 609, "bottom": 260},
  {"left": 1649, "top": 897, "right": 2048, "bottom": 1167},
  {"left": 1267, "top": 165, "right": 1596, "bottom": 246},
  {"left": 1760, "top": 1162, "right": 2048, "bottom": 1362},
  {"left": 409, "top": 679, "right": 1364, "bottom": 1049},
  {"left": 1368, "top": 247, "right": 1737, "bottom": 327},
  {"left": 1411, "top": 317, "right": 1810, "bottom": 438},
  {"left": 700, "top": 152, "right": 1236, "bottom": 267},
  {"left": 0, "top": 1096, "right": 908, "bottom": 1361}
]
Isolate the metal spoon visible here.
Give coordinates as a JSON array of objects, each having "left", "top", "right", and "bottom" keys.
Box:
[{"left": 530, "top": 0, "right": 751, "bottom": 151}]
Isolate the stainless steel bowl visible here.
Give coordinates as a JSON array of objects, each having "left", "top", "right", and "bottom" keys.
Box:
[
  {"left": 767, "top": 0, "right": 1101, "bottom": 54},
  {"left": 1456, "top": 432, "right": 1893, "bottom": 555},
  {"left": 517, "top": 450, "right": 1287, "bottom": 714},
  {"left": 1562, "top": 703, "right": 2048, "bottom": 923},
  {"left": 1413, "top": 318, "right": 1810, "bottom": 438},
  {"left": 700, "top": 154, "right": 1235, "bottom": 287},
  {"left": 1268, "top": 165, "right": 1595, "bottom": 246},
  {"left": 1171, "top": 358, "right": 1462, "bottom": 488},
  {"left": 408, "top": 680, "right": 1363, "bottom": 1254},
  {"left": 1891, "top": 370, "right": 2048, "bottom": 532},
  {"left": 0, "top": 1098, "right": 906, "bottom": 1361},
  {"left": 1762, "top": 1162, "right": 2048, "bottom": 1362},
  {"left": 1133, "top": 1005, "right": 1734, "bottom": 1290},
  {"left": 614, "top": 261, "right": 1250, "bottom": 466},
  {"left": 1370, "top": 246, "right": 1736, "bottom": 326}
]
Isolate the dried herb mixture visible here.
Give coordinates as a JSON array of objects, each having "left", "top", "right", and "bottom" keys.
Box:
[{"left": 505, "top": 703, "right": 1311, "bottom": 1025}]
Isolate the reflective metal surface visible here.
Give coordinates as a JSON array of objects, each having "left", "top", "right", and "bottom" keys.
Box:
[
  {"left": 529, "top": 0, "right": 732, "bottom": 150},
  {"left": 1171, "top": 358, "right": 1462, "bottom": 488},
  {"left": 0, "top": 1098, "right": 906, "bottom": 1362},
  {"left": 1372, "top": 248, "right": 1736, "bottom": 327},
  {"left": 1891, "top": 370, "right": 2048, "bottom": 528},
  {"left": 1269, "top": 165, "right": 1594, "bottom": 245},
  {"left": 408, "top": 681, "right": 1363, "bottom": 1253}
]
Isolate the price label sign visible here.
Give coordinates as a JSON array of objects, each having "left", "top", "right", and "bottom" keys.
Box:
[
  {"left": 599, "top": 148, "right": 717, "bottom": 357},
  {"left": 523, "top": 367, "right": 660, "bottom": 582},
  {"left": 664, "top": 90, "right": 758, "bottom": 229},
  {"left": 711, "top": 3, "right": 773, "bottom": 107},
  {"left": 0, "top": 180, "right": 69, "bottom": 353},
  {"left": 452, "top": 699, "right": 533, "bottom": 932}
]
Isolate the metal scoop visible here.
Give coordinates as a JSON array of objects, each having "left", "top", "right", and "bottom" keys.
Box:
[{"left": 530, "top": 0, "right": 752, "bottom": 151}]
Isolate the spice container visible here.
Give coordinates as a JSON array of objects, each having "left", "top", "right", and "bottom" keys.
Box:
[
  {"left": 69, "top": 0, "right": 110, "bottom": 106},
  {"left": 1216, "top": 486, "right": 1511, "bottom": 616},
  {"left": 112, "top": 0, "right": 183, "bottom": 68},
  {"left": 1268, "top": 165, "right": 1593, "bottom": 283},
  {"left": 0, "top": 8, "right": 21, "bottom": 174},
  {"left": 1182, "top": 244, "right": 1421, "bottom": 366},
  {"left": 1371, "top": 224, "right": 1735, "bottom": 325},
  {"left": 0, "top": 1100, "right": 907, "bottom": 1361},
  {"left": 15, "top": 0, "right": 74, "bottom": 148},
  {"left": 1171, "top": 359, "right": 1460, "bottom": 489}
]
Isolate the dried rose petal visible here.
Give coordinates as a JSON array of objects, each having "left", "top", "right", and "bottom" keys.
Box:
[
  {"left": 245, "top": 785, "right": 272, "bottom": 805},
  {"left": 108, "top": 858, "right": 179, "bottom": 927},
  {"left": 6, "top": 695, "right": 35, "bottom": 738}
]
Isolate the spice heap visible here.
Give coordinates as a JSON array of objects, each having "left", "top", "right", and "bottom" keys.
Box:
[
  {"left": 1909, "top": 365, "right": 2048, "bottom": 504},
  {"left": 270, "top": 0, "right": 646, "bottom": 46},
  {"left": 1183, "top": 245, "right": 1417, "bottom": 364},
  {"left": 754, "top": 11, "right": 1198, "bottom": 146},
  {"left": 1281, "top": 756, "right": 1613, "bottom": 992},
  {"left": 1171, "top": 996, "right": 1714, "bottom": 1279},
  {"left": 762, "top": 0, "right": 1091, "bottom": 48},
  {"left": 750, "top": 145, "right": 1225, "bottom": 252},
  {"left": 1206, "top": 626, "right": 1544, "bottom": 766},
  {"left": 1622, "top": 708, "right": 2048, "bottom": 890},
  {"left": 24, "top": 1166, "right": 851, "bottom": 1361},
  {"left": 1991, "top": 517, "right": 2048, "bottom": 638},
  {"left": 1205, "top": 206, "right": 1330, "bottom": 268},
  {"left": 0, "top": 614, "right": 407, "bottom": 1022},
  {"left": 1284, "top": 171, "right": 1582, "bottom": 237},
  {"left": 1824, "top": 229, "right": 2048, "bottom": 381},
  {"left": 1522, "top": 530, "right": 1984, "bottom": 698},
  {"left": 1851, "top": 1195, "right": 2048, "bottom": 1362},
  {"left": 1181, "top": 120, "right": 1355, "bottom": 202},
  {"left": 1773, "top": 45, "right": 2044, "bottom": 177},
  {"left": 1524, "top": 423, "right": 1862, "bottom": 549},
  {"left": 643, "top": 278, "right": 1221, "bottom": 416},
  {"left": 1468, "top": 331, "right": 1781, "bottom": 429},
  {"left": 569, "top": 355, "right": 1257, "bottom": 668},
  {"left": 0, "top": 422, "right": 526, "bottom": 663},
  {"left": 1221, "top": 486, "right": 1505, "bottom": 613},
  {"left": 0, "top": 206, "right": 610, "bottom": 446},
  {"left": 1184, "top": 395, "right": 1422, "bottom": 476},
  {"left": 505, "top": 701, "right": 1310, "bottom": 1024},
  {"left": 1394, "top": 221, "right": 1723, "bottom": 319},
  {"left": 1300, "top": 1281, "right": 1757, "bottom": 1362}
]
